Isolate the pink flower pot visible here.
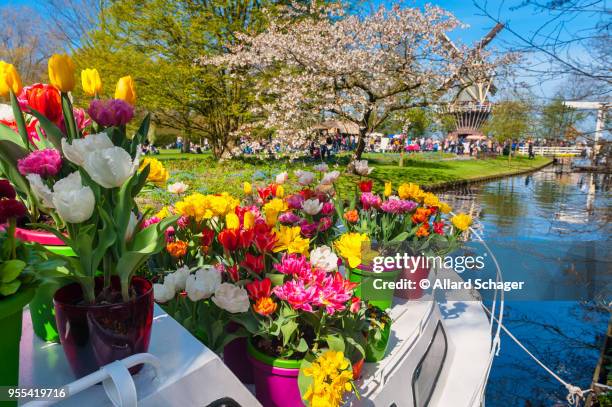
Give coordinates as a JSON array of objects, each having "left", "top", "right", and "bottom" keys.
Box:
[
  {"left": 247, "top": 340, "right": 303, "bottom": 407},
  {"left": 394, "top": 263, "right": 430, "bottom": 299}
]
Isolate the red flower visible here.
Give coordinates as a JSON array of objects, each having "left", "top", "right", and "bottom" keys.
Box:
[
  {"left": 18, "top": 84, "right": 63, "bottom": 124},
  {"left": 218, "top": 229, "right": 240, "bottom": 251},
  {"left": 433, "top": 221, "right": 444, "bottom": 235},
  {"left": 257, "top": 184, "right": 278, "bottom": 201},
  {"left": 350, "top": 296, "right": 361, "bottom": 313},
  {"left": 238, "top": 228, "right": 255, "bottom": 249},
  {"left": 359, "top": 180, "right": 373, "bottom": 192},
  {"left": 225, "top": 264, "right": 240, "bottom": 282},
  {"left": 298, "top": 188, "right": 315, "bottom": 200},
  {"left": 0, "top": 199, "right": 26, "bottom": 223},
  {"left": 246, "top": 278, "right": 272, "bottom": 300},
  {"left": 0, "top": 180, "right": 16, "bottom": 199},
  {"left": 241, "top": 253, "right": 265, "bottom": 275},
  {"left": 253, "top": 222, "right": 277, "bottom": 252},
  {"left": 201, "top": 228, "right": 215, "bottom": 247}
]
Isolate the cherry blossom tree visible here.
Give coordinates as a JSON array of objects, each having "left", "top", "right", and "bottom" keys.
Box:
[{"left": 203, "top": 2, "right": 514, "bottom": 162}]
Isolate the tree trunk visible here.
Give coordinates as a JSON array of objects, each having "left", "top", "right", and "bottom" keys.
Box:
[
  {"left": 181, "top": 129, "right": 191, "bottom": 153},
  {"left": 352, "top": 129, "right": 367, "bottom": 161}
]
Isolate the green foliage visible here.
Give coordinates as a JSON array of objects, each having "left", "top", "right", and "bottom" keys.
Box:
[
  {"left": 483, "top": 100, "right": 532, "bottom": 144},
  {"left": 538, "top": 97, "right": 585, "bottom": 141},
  {"left": 75, "top": 0, "right": 273, "bottom": 158}
]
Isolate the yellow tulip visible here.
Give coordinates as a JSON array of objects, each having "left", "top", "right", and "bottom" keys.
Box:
[
  {"left": 225, "top": 213, "right": 240, "bottom": 230},
  {"left": 48, "top": 54, "right": 76, "bottom": 92},
  {"left": 384, "top": 182, "right": 392, "bottom": 197},
  {"left": 243, "top": 182, "right": 252, "bottom": 195},
  {"left": 275, "top": 185, "right": 284, "bottom": 198},
  {"left": 115, "top": 75, "right": 136, "bottom": 105},
  {"left": 0, "top": 61, "right": 22, "bottom": 98},
  {"left": 243, "top": 211, "right": 255, "bottom": 230},
  {"left": 81, "top": 68, "right": 102, "bottom": 96},
  {"left": 451, "top": 213, "right": 472, "bottom": 232}
]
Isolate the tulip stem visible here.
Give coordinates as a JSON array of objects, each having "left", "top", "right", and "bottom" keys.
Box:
[{"left": 61, "top": 92, "right": 78, "bottom": 140}]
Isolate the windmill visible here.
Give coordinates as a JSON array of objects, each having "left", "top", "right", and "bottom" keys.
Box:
[{"left": 440, "top": 23, "right": 504, "bottom": 141}]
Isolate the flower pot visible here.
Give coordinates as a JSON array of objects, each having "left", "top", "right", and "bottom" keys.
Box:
[
  {"left": 15, "top": 227, "right": 73, "bottom": 343},
  {"left": 365, "top": 323, "right": 391, "bottom": 362},
  {"left": 394, "top": 263, "right": 430, "bottom": 300},
  {"left": 223, "top": 323, "right": 253, "bottom": 384},
  {"left": 53, "top": 276, "right": 153, "bottom": 378},
  {"left": 0, "top": 288, "right": 34, "bottom": 392},
  {"left": 348, "top": 265, "right": 401, "bottom": 311},
  {"left": 247, "top": 340, "right": 303, "bottom": 407}
]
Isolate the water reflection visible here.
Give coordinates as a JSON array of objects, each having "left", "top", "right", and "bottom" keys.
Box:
[{"left": 439, "top": 162, "right": 611, "bottom": 406}]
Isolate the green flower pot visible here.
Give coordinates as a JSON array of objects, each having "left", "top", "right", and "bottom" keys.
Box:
[
  {"left": 29, "top": 245, "right": 73, "bottom": 343},
  {"left": 365, "top": 323, "right": 391, "bottom": 362},
  {"left": 348, "top": 266, "right": 401, "bottom": 311},
  {"left": 0, "top": 287, "right": 34, "bottom": 402}
]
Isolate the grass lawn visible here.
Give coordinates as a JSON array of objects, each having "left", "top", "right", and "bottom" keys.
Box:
[{"left": 140, "top": 150, "right": 551, "bottom": 210}]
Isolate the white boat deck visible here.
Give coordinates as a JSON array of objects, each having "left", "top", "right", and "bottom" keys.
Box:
[{"left": 18, "top": 268, "right": 492, "bottom": 407}]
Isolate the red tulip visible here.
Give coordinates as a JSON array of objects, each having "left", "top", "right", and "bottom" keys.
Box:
[
  {"left": 246, "top": 278, "right": 272, "bottom": 300},
  {"left": 359, "top": 180, "right": 373, "bottom": 193},
  {"left": 18, "top": 84, "right": 63, "bottom": 124},
  {"left": 241, "top": 253, "right": 265, "bottom": 275},
  {"left": 218, "top": 229, "right": 240, "bottom": 251}
]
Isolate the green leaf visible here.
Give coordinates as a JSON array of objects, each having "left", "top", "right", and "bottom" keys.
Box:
[
  {"left": 324, "top": 334, "right": 345, "bottom": 352},
  {"left": 0, "top": 280, "right": 21, "bottom": 296},
  {"left": 0, "top": 123, "right": 26, "bottom": 147},
  {"left": 10, "top": 91, "right": 29, "bottom": 149},
  {"left": 27, "top": 108, "right": 65, "bottom": 150},
  {"left": 280, "top": 319, "right": 298, "bottom": 346},
  {"left": 296, "top": 338, "right": 308, "bottom": 353},
  {"left": 0, "top": 259, "right": 26, "bottom": 282}
]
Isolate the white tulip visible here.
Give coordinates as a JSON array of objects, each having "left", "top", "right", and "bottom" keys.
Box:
[
  {"left": 26, "top": 174, "right": 55, "bottom": 208},
  {"left": 83, "top": 146, "right": 139, "bottom": 188},
  {"left": 301, "top": 198, "right": 323, "bottom": 215},
  {"left": 294, "top": 170, "right": 315, "bottom": 186},
  {"left": 194, "top": 265, "right": 222, "bottom": 291},
  {"left": 0, "top": 104, "right": 14, "bottom": 122},
  {"left": 353, "top": 160, "right": 373, "bottom": 176},
  {"left": 51, "top": 172, "right": 95, "bottom": 224},
  {"left": 167, "top": 181, "right": 188, "bottom": 194},
  {"left": 153, "top": 277, "right": 176, "bottom": 303},
  {"left": 173, "top": 266, "right": 191, "bottom": 291},
  {"left": 310, "top": 245, "right": 339, "bottom": 272},
  {"left": 313, "top": 163, "right": 328, "bottom": 172},
  {"left": 212, "top": 283, "right": 250, "bottom": 313},
  {"left": 61, "top": 133, "right": 114, "bottom": 166},
  {"left": 320, "top": 170, "right": 340, "bottom": 185},
  {"left": 276, "top": 171, "right": 289, "bottom": 184}
]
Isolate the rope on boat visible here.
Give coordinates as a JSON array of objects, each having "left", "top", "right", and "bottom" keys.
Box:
[{"left": 464, "top": 221, "right": 590, "bottom": 407}]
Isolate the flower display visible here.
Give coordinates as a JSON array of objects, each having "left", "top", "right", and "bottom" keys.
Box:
[
  {"left": 61, "top": 133, "right": 114, "bottom": 166},
  {"left": 87, "top": 98, "right": 134, "bottom": 127},
  {"left": 310, "top": 245, "right": 338, "bottom": 272},
  {"left": 302, "top": 198, "right": 323, "bottom": 215},
  {"left": 186, "top": 266, "right": 222, "bottom": 301},
  {"left": 167, "top": 240, "right": 188, "bottom": 258},
  {"left": 17, "top": 149, "right": 62, "bottom": 177},
  {"left": 273, "top": 225, "right": 310, "bottom": 255}
]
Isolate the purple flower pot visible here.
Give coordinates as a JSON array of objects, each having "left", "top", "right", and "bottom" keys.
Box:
[
  {"left": 53, "top": 276, "right": 153, "bottom": 378},
  {"left": 224, "top": 336, "right": 254, "bottom": 384},
  {"left": 247, "top": 340, "right": 304, "bottom": 407}
]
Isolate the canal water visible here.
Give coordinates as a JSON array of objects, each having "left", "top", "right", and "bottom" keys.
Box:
[{"left": 439, "top": 161, "right": 611, "bottom": 406}]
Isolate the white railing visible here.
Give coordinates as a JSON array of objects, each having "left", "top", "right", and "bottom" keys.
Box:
[{"left": 517, "top": 146, "right": 583, "bottom": 156}]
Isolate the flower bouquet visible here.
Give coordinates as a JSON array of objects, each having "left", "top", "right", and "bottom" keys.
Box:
[
  {"left": 0, "top": 56, "right": 178, "bottom": 377},
  {"left": 0, "top": 56, "right": 164, "bottom": 341}
]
